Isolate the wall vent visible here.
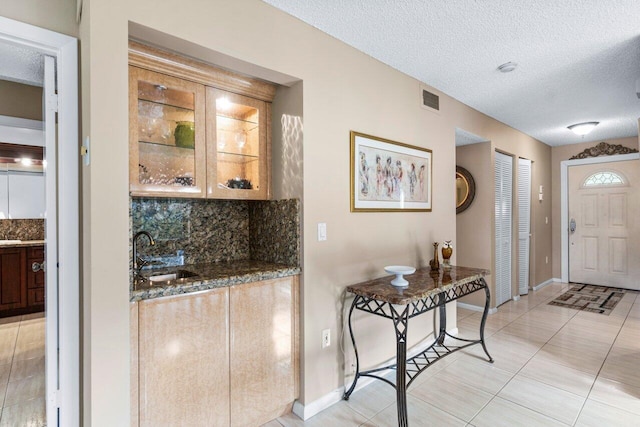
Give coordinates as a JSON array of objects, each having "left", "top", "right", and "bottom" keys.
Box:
[{"left": 420, "top": 86, "right": 440, "bottom": 112}]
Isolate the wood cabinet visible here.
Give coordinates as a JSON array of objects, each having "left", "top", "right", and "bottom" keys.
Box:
[
  {"left": 129, "top": 67, "right": 207, "bottom": 198},
  {"left": 0, "top": 245, "right": 44, "bottom": 317},
  {"left": 229, "top": 277, "right": 298, "bottom": 426},
  {"left": 0, "top": 247, "right": 26, "bottom": 312},
  {"left": 137, "top": 287, "right": 230, "bottom": 427},
  {"left": 206, "top": 88, "right": 270, "bottom": 200},
  {"left": 132, "top": 276, "right": 298, "bottom": 427},
  {"left": 128, "top": 42, "right": 274, "bottom": 200},
  {"left": 27, "top": 246, "right": 45, "bottom": 307}
]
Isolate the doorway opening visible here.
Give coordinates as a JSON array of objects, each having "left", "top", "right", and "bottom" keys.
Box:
[
  {"left": 560, "top": 152, "right": 640, "bottom": 289},
  {"left": 566, "top": 160, "right": 639, "bottom": 290},
  {"left": 0, "top": 16, "right": 79, "bottom": 427}
]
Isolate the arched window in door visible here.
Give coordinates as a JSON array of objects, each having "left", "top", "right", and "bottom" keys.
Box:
[{"left": 582, "top": 171, "right": 626, "bottom": 187}]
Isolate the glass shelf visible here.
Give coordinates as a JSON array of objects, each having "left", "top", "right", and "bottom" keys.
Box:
[
  {"left": 138, "top": 80, "right": 195, "bottom": 110},
  {"left": 216, "top": 114, "right": 258, "bottom": 126},
  {"left": 139, "top": 97, "right": 194, "bottom": 113},
  {"left": 217, "top": 152, "right": 260, "bottom": 163},
  {"left": 138, "top": 140, "right": 195, "bottom": 150}
]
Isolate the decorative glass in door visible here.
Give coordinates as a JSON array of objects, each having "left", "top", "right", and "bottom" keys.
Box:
[
  {"left": 129, "top": 67, "right": 206, "bottom": 197},
  {"left": 207, "top": 88, "right": 268, "bottom": 200}
]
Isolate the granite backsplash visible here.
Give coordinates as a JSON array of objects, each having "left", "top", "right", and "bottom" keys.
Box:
[
  {"left": 0, "top": 219, "right": 45, "bottom": 240},
  {"left": 131, "top": 197, "right": 300, "bottom": 267},
  {"left": 249, "top": 199, "right": 300, "bottom": 266}
]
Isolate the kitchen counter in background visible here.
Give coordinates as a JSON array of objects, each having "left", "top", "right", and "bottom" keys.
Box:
[
  {"left": 131, "top": 259, "right": 300, "bottom": 302},
  {"left": 0, "top": 239, "right": 45, "bottom": 248}
]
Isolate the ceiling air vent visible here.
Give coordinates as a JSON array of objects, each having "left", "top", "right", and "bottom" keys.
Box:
[{"left": 420, "top": 85, "right": 440, "bottom": 113}]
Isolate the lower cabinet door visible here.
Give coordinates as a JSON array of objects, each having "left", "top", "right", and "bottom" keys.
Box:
[
  {"left": 27, "top": 289, "right": 45, "bottom": 306},
  {"left": 229, "top": 277, "right": 297, "bottom": 426},
  {"left": 0, "top": 248, "right": 26, "bottom": 311},
  {"left": 138, "top": 287, "right": 229, "bottom": 427}
]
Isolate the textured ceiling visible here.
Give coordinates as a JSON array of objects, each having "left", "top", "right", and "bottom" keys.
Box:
[
  {"left": 262, "top": 0, "right": 640, "bottom": 147},
  {"left": 0, "top": 41, "right": 44, "bottom": 87}
]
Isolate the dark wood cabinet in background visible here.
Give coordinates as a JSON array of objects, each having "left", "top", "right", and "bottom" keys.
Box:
[
  {"left": 0, "top": 245, "right": 45, "bottom": 317},
  {"left": 0, "top": 247, "right": 27, "bottom": 312},
  {"left": 27, "top": 246, "right": 45, "bottom": 307}
]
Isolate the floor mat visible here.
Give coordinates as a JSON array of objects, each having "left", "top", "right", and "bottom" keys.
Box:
[{"left": 548, "top": 284, "right": 633, "bottom": 315}]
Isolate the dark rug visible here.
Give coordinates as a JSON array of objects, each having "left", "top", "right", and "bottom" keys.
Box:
[{"left": 548, "top": 284, "right": 633, "bottom": 315}]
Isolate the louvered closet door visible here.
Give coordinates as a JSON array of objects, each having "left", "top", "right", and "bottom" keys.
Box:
[
  {"left": 495, "top": 152, "right": 513, "bottom": 306},
  {"left": 518, "top": 158, "right": 532, "bottom": 295}
]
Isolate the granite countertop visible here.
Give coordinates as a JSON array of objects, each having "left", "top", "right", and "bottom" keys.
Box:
[
  {"left": 131, "top": 259, "right": 301, "bottom": 302},
  {"left": 346, "top": 266, "right": 490, "bottom": 305},
  {"left": 0, "top": 240, "right": 45, "bottom": 248}
]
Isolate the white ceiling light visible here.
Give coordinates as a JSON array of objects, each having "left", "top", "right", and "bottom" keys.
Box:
[
  {"left": 567, "top": 121, "right": 599, "bottom": 136},
  {"left": 497, "top": 62, "right": 518, "bottom": 73}
]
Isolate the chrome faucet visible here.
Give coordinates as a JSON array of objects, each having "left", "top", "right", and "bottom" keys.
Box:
[{"left": 133, "top": 230, "right": 155, "bottom": 274}]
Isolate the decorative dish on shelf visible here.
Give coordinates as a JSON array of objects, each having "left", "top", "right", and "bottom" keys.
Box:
[{"left": 384, "top": 265, "right": 416, "bottom": 288}]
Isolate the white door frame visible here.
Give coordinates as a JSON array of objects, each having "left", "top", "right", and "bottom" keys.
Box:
[
  {"left": 0, "top": 16, "right": 79, "bottom": 426},
  {"left": 560, "top": 152, "right": 640, "bottom": 283}
]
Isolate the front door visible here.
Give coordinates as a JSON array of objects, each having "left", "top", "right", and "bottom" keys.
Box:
[{"left": 568, "top": 160, "right": 639, "bottom": 290}]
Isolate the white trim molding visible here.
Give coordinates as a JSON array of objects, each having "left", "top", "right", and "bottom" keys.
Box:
[
  {"left": 532, "top": 278, "right": 559, "bottom": 291},
  {"left": 0, "top": 16, "right": 79, "bottom": 427},
  {"left": 560, "top": 153, "right": 640, "bottom": 283},
  {"left": 457, "top": 301, "right": 498, "bottom": 314}
]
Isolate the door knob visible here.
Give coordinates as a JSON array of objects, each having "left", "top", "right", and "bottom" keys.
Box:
[
  {"left": 32, "top": 262, "right": 45, "bottom": 272},
  {"left": 569, "top": 218, "right": 576, "bottom": 234}
]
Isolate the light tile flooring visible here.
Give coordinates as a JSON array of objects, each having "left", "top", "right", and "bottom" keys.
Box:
[
  {"left": 1, "top": 285, "right": 638, "bottom": 426},
  {"left": 267, "top": 283, "right": 640, "bottom": 427},
  {"left": 0, "top": 312, "right": 45, "bottom": 427}
]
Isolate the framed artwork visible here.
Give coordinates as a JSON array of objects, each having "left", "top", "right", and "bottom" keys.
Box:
[{"left": 350, "top": 131, "right": 432, "bottom": 212}]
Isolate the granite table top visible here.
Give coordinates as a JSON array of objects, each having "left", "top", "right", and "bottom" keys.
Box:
[
  {"left": 131, "top": 259, "right": 301, "bottom": 302},
  {"left": 0, "top": 240, "right": 45, "bottom": 248},
  {"left": 346, "top": 266, "right": 490, "bottom": 305}
]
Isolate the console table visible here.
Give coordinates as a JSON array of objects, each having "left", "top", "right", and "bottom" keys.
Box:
[{"left": 343, "top": 266, "right": 493, "bottom": 427}]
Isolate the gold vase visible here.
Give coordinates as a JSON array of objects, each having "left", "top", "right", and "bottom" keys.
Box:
[{"left": 429, "top": 242, "right": 440, "bottom": 271}]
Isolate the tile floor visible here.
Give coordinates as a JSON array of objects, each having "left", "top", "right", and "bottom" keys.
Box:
[
  {"left": 267, "top": 283, "right": 640, "bottom": 427},
  {"left": 1, "top": 284, "right": 639, "bottom": 426},
  {"left": 0, "top": 312, "right": 45, "bottom": 427}
]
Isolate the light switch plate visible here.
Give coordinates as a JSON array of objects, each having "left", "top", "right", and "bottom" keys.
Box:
[{"left": 318, "top": 223, "right": 327, "bottom": 241}]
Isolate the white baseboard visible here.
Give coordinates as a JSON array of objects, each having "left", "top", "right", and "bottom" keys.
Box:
[
  {"left": 292, "top": 326, "right": 459, "bottom": 420},
  {"left": 292, "top": 388, "right": 343, "bottom": 421},
  {"left": 457, "top": 301, "right": 497, "bottom": 314},
  {"left": 533, "top": 278, "right": 560, "bottom": 291},
  {"left": 512, "top": 295, "right": 521, "bottom": 301}
]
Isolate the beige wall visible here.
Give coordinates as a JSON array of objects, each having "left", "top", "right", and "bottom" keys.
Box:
[
  {"left": 272, "top": 81, "right": 304, "bottom": 201},
  {"left": 456, "top": 142, "right": 492, "bottom": 306},
  {"left": 0, "top": 81, "right": 42, "bottom": 121},
  {"left": 550, "top": 136, "right": 639, "bottom": 278},
  {"left": 455, "top": 129, "right": 552, "bottom": 307},
  {"left": 0, "top": 0, "right": 78, "bottom": 37},
  {"left": 0, "top": 0, "right": 558, "bottom": 424},
  {"left": 76, "top": 1, "right": 557, "bottom": 423}
]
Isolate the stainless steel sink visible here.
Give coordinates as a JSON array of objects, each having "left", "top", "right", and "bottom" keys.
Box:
[{"left": 146, "top": 269, "right": 200, "bottom": 286}]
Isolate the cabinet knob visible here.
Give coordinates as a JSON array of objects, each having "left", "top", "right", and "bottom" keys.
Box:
[{"left": 32, "top": 262, "right": 45, "bottom": 273}]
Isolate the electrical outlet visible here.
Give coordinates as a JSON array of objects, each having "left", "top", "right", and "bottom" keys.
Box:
[
  {"left": 545, "top": 256, "right": 549, "bottom": 264},
  {"left": 322, "top": 329, "right": 331, "bottom": 348}
]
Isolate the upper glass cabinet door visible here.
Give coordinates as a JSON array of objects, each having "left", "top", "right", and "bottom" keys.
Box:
[
  {"left": 207, "top": 88, "right": 268, "bottom": 200},
  {"left": 129, "top": 67, "right": 206, "bottom": 197}
]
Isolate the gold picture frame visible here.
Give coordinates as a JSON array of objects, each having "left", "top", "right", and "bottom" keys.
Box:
[{"left": 350, "top": 131, "right": 432, "bottom": 212}]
